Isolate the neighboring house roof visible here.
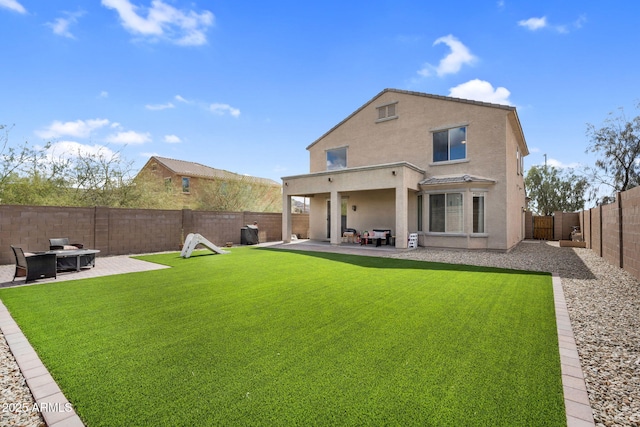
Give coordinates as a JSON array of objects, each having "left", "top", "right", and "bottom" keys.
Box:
[
  {"left": 306, "top": 88, "right": 528, "bottom": 155},
  {"left": 419, "top": 174, "right": 496, "bottom": 186},
  {"left": 148, "top": 156, "right": 280, "bottom": 186}
]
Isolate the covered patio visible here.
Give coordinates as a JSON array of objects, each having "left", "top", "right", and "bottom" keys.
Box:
[{"left": 282, "top": 162, "right": 425, "bottom": 249}]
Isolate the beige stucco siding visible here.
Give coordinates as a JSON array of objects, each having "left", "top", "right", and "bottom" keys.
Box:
[
  {"left": 283, "top": 89, "right": 528, "bottom": 251},
  {"left": 310, "top": 92, "right": 513, "bottom": 177},
  {"left": 504, "top": 114, "right": 528, "bottom": 250}
]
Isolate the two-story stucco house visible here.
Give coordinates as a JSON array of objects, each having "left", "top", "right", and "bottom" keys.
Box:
[{"left": 281, "top": 88, "right": 529, "bottom": 250}]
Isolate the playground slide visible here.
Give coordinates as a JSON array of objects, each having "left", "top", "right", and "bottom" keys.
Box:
[{"left": 181, "top": 233, "right": 230, "bottom": 258}]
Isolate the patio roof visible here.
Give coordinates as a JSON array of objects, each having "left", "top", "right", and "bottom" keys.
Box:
[{"left": 419, "top": 174, "right": 496, "bottom": 186}]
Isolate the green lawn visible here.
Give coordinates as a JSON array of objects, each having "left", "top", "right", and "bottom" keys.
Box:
[{"left": 0, "top": 247, "right": 565, "bottom": 426}]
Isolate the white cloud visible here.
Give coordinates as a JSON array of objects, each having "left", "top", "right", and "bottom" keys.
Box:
[
  {"left": 574, "top": 14, "right": 587, "bottom": 29},
  {"left": 164, "top": 134, "right": 181, "bottom": 143},
  {"left": 101, "top": 0, "right": 214, "bottom": 46},
  {"left": 175, "top": 94, "right": 190, "bottom": 103},
  {"left": 47, "top": 141, "right": 118, "bottom": 160},
  {"left": 547, "top": 158, "right": 581, "bottom": 169},
  {"left": 47, "top": 11, "right": 85, "bottom": 38},
  {"left": 145, "top": 102, "right": 175, "bottom": 110},
  {"left": 140, "top": 151, "right": 159, "bottom": 158},
  {"left": 448, "top": 79, "right": 512, "bottom": 105},
  {"left": 0, "top": 0, "right": 26, "bottom": 14},
  {"left": 105, "top": 130, "right": 151, "bottom": 144},
  {"left": 519, "top": 15, "right": 586, "bottom": 33},
  {"left": 36, "top": 118, "right": 110, "bottom": 139},
  {"left": 99, "top": 91, "right": 109, "bottom": 98},
  {"left": 518, "top": 16, "right": 547, "bottom": 31},
  {"left": 210, "top": 103, "right": 240, "bottom": 118},
  {"left": 418, "top": 35, "right": 477, "bottom": 77}
]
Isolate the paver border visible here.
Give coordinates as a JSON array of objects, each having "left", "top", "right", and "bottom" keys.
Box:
[
  {"left": 0, "top": 300, "right": 84, "bottom": 426},
  {"left": 0, "top": 266, "right": 595, "bottom": 426},
  {"left": 553, "top": 273, "right": 596, "bottom": 427}
]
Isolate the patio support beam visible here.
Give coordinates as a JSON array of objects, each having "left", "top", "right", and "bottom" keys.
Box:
[
  {"left": 282, "top": 193, "right": 292, "bottom": 243},
  {"left": 395, "top": 186, "right": 409, "bottom": 249},
  {"left": 330, "top": 190, "right": 341, "bottom": 246}
]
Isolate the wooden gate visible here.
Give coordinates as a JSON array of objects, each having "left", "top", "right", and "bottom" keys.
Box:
[{"left": 533, "top": 215, "right": 554, "bottom": 240}]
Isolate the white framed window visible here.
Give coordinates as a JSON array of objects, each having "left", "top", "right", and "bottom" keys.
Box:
[
  {"left": 326, "top": 147, "right": 347, "bottom": 170},
  {"left": 433, "top": 127, "right": 466, "bottom": 162},
  {"left": 429, "top": 193, "right": 463, "bottom": 233},
  {"left": 516, "top": 147, "right": 521, "bottom": 175},
  {"left": 182, "top": 177, "right": 190, "bottom": 193},
  {"left": 376, "top": 102, "right": 398, "bottom": 122},
  {"left": 473, "top": 193, "right": 485, "bottom": 234}
]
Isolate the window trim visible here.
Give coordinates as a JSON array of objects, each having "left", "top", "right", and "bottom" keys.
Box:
[
  {"left": 428, "top": 192, "right": 464, "bottom": 234},
  {"left": 182, "top": 176, "right": 191, "bottom": 194},
  {"left": 432, "top": 126, "right": 467, "bottom": 163},
  {"left": 472, "top": 192, "right": 486, "bottom": 234},
  {"left": 417, "top": 194, "right": 423, "bottom": 232},
  {"left": 326, "top": 146, "right": 348, "bottom": 171}
]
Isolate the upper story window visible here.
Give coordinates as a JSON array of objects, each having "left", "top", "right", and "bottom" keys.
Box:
[
  {"left": 433, "top": 126, "right": 466, "bottom": 163},
  {"left": 376, "top": 102, "right": 398, "bottom": 123},
  {"left": 182, "top": 177, "right": 190, "bottom": 193},
  {"left": 327, "top": 147, "right": 347, "bottom": 170}
]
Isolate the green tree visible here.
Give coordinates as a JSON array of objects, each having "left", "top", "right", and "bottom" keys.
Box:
[
  {"left": 1, "top": 125, "right": 146, "bottom": 208},
  {"left": 0, "top": 124, "right": 52, "bottom": 202},
  {"left": 195, "top": 176, "right": 281, "bottom": 212},
  {"left": 586, "top": 104, "right": 640, "bottom": 203},
  {"left": 525, "top": 165, "right": 589, "bottom": 215}
]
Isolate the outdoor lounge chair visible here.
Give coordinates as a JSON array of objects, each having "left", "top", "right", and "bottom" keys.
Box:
[
  {"left": 49, "top": 238, "right": 83, "bottom": 250},
  {"left": 11, "top": 245, "right": 57, "bottom": 283}
]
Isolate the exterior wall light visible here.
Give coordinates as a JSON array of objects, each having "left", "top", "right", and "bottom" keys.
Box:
[{"left": 352, "top": 205, "right": 357, "bottom": 211}]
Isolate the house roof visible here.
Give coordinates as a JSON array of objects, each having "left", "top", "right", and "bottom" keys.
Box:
[
  {"left": 306, "top": 88, "right": 528, "bottom": 154},
  {"left": 419, "top": 174, "right": 496, "bottom": 186},
  {"left": 148, "top": 156, "right": 280, "bottom": 186}
]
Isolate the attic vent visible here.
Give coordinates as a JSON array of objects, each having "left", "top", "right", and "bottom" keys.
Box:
[
  {"left": 151, "top": 163, "right": 157, "bottom": 171},
  {"left": 376, "top": 102, "right": 398, "bottom": 123}
]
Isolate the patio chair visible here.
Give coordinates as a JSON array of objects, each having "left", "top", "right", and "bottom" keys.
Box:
[
  {"left": 11, "top": 245, "right": 57, "bottom": 283},
  {"left": 49, "top": 238, "right": 83, "bottom": 250}
]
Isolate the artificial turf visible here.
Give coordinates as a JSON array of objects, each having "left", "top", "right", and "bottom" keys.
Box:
[{"left": 0, "top": 247, "right": 565, "bottom": 426}]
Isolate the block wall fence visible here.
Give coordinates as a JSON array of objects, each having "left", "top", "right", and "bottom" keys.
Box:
[
  {"left": 578, "top": 185, "right": 640, "bottom": 282},
  {"left": 0, "top": 205, "right": 309, "bottom": 266},
  {"left": 523, "top": 186, "right": 640, "bottom": 282}
]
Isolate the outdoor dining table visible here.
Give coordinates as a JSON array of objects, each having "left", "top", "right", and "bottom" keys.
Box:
[{"left": 46, "top": 249, "right": 100, "bottom": 272}]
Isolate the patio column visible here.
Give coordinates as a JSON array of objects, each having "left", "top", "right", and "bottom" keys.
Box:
[
  {"left": 282, "top": 193, "right": 292, "bottom": 243},
  {"left": 395, "top": 186, "right": 408, "bottom": 249},
  {"left": 330, "top": 190, "right": 341, "bottom": 246}
]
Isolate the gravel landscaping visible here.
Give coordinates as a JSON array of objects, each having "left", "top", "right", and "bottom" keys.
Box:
[{"left": 1, "top": 241, "right": 639, "bottom": 426}]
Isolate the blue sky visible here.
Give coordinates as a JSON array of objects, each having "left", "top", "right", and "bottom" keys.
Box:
[{"left": 1, "top": 0, "right": 639, "bottom": 184}]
